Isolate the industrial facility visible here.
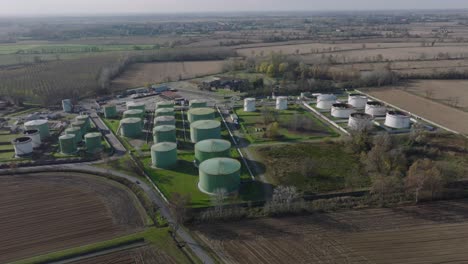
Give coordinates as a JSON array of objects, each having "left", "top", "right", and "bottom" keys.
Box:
[
  {"left": 155, "top": 108, "right": 175, "bottom": 117},
  {"left": 194, "top": 139, "right": 231, "bottom": 164},
  {"left": 154, "top": 116, "right": 176, "bottom": 126},
  {"left": 198, "top": 157, "right": 241, "bottom": 195},
  {"left": 120, "top": 117, "right": 143, "bottom": 138},
  {"left": 151, "top": 142, "right": 177, "bottom": 169},
  {"left": 189, "top": 99, "right": 207, "bottom": 108},
  {"left": 348, "top": 94, "right": 368, "bottom": 109},
  {"left": 187, "top": 108, "right": 216, "bottom": 123},
  {"left": 190, "top": 120, "right": 221, "bottom": 143},
  {"left": 316, "top": 94, "right": 337, "bottom": 110},
  {"left": 276, "top": 96, "right": 288, "bottom": 110},
  {"left": 348, "top": 113, "right": 373, "bottom": 131},
  {"left": 153, "top": 125, "right": 177, "bottom": 143},
  {"left": 12, "top": 137, "right": 33, "bottom": 157},
  {"left": 385, "top": 110, "right": 411, "bottom": 129},
  {"left": 23, "top": 129, "right": 41, "bottom": 149},
  {"left": 365, "top": 101, "right": 387, "bottom": 117},
  {"left": 24, "top": 120, "right": 50, "bottom": 139},
  {"left": 244, "top": 98, "right": 256, "bottom": 112},
  {"left": 331, "top": 103, "right": 356, "bottom": 118},
  {"left": 59, "top": 134, "right": 77, "bottom": 155}
]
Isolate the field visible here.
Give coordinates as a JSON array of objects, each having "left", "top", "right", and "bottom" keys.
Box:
[
  {"left": 404, "top": 79, "right": 468, "bottom": 110},
  {"left": 111, "top": 60, "right": 225, "bottom": 90},
  {"left": 235, "top": 105, "right": 337, "bottom": 143},
  {"left": 0, "top": 172, "right": 146, "bottom": 263},
  {"left": 364, "top": 87, "right": 468, "bottom": 134},
  {"left": 194, "top": 199, "right": 468, "bottom": 264}
]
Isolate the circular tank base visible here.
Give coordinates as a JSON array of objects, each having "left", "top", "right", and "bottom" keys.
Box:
[{"left": 197, "top": 182, "right": 238, "bottom": 196}]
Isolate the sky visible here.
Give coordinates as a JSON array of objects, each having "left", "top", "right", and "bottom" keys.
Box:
[{"left": 0, "top": 0, "right": 467, "bottom": 15}]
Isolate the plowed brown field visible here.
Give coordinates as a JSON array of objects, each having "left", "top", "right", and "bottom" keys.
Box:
[
  {"left": 71, "top": 245, "right": 177, "bottom": 264},
  {"left": 0, "top": 173, "right": 146, "bottom": 263},
  {"left": 194, "top": 200, "right": 468, "bottom": 264}
]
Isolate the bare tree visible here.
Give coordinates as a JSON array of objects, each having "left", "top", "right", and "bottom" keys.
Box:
[
  {"left": 212, "top": 188, "right": 227, "bottom": 216},
  {"left": 405, "top": 159, "right": 443, "bottom": 203},
  {"left": 168, "top": 193, "right": 192, "bottom": 242},
  {"left": 371, "top": 175, "right": 401, "bottom": 206},
  {"left": 264, "top": 185, "right": 301, "bottom": 214}
]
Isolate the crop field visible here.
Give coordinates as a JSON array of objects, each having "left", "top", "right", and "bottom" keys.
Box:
[
  {"left": 0, "top": 172, "right": 146, "bottom": 263},
  {"left": 403, "top": 80, "right": 468, "bottom": 110},
  {"left": 235, "top": 105, "right": 337, "bottom": 143},
  {"left": 111, "top": 60, "right": 225, "bottom": 90},
  {"left": 194, "top": 199, "right": 468, "bottom": 264},
  {"left": 71, "top": 245, "right": 177, "bottom": 264},
  {"left": 364, "top": 87, "right": 468, "bottom": 134}
]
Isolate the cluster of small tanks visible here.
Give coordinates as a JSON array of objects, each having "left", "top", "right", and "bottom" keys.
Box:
[{"left": 243, "top": 96, "right": 289, "bottom": 112}]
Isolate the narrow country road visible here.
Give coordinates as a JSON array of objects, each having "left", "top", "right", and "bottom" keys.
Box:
[{"left": 90, "top": 112, "right": 127, "bottom": 155}]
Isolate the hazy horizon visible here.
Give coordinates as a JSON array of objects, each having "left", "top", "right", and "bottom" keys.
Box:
[{"left": 1, "top": 0, "right": 468, "bottom": 16}]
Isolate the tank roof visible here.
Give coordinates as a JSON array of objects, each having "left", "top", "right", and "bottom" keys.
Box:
[
  {"left": 124, "top": 109, "right": 144, "bottom": 114},
  {"left": 196, "top": 139, "right": 231, "bottom": 152},
  {"left": 156, "top": 101, "right": 173, "bottom": 105},
  {"left": 191, "top": 120, "right": 220, "bottom": 129},
  {"left": 127, "top": 101, "right": 145, "bottom": 106},
  {"left": 332, "top": 103, "right": 353, "bottom": 109},
  {"left": 59, "top": 134, "right": 75, "bottom": 139},
  {"left": 72, "top": 120, "right": 85, "bottom": 125},
  {"left": 85, "top": 132, "right": 101, "bottom": 138},
  {"left": 245, "top": 98, "right": 256, "bottom": 101},
  {"left": 387, "top": 110, "right": 410, "bottom": 117},
  {"left": 153, "top": 125, "right": 176, "bottom": 132},
  {"left": 188, "top": 107, "right": 215, "bottom": 115},
  {"left": 66, "top": 127, "right": 81, "bottom": 132},
  {"left": 76, "top": 115, "right": 89, "bottom": 119},
  {"left": 23, "top": 129, "right": 39, "bottom": 135},
  {"left": 190, "top": 99, "right": 206, "bottom": 103},
  {"left": 151, "top": 142, "right": 177, "bottom": 152},
  {"left": 155, "top": 108, "right": 174, "bottom": 113},
  {"left": 367, "top": 101, "right": 384, "bottom": 106},
  {"left": 104, "top": 104, "right": 116, "bottom": 107},
  {"left": 121, "top": 117, "right": 142, "bottom": 123},
  {"left": 13, "top": 137, "right": 32, "bottom": 143},
  {"left": 349, "top": 93, "right": 366, "bottom": 97},
  {"left": 25, "top": 119, "right": 48, "bottom": 126},
  {"left": 199, "top": 158, "right": 241, "bottom": 175},
  {"left": 155, "top": 116, "right": 175, "bottom": 121},
  {"left": 350, "top": 113, "right": 372, "bottom": 119}
]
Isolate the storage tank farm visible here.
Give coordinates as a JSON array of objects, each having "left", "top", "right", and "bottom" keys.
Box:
[
  {"left": 188, "top": 108, "right": 215, "bottom": 123},
  {"left": 126, "top": 101, "right": 146, "bottom": 111},
  {"left": 244, "top": 98, "right": 256, "bottom": 112},
  {"left": 154, "top": 116, "right": 176, "bottom": 127},
  {"left": 65, "top": 127, "right": 82, "bottom": 144},
  {"left": 331, "top": 103, "right": 356, "bottom": 118},
  {"left": 151, "top": 142, "right": 177, "bottom": 169},
  {"left": 62, "top": 99, "right": 73, "bottom": 113},
  {"left": 316, "top": 94, "right": 337, "bottom": 110},
  {"left": 24, "top": 120, "right": 50, "bottom": 139},
  {"left": 153, "top": 125, "right": 177, "bottom": 143},
  {"left": 348, "top": 94, "right": 368, "bottom": 109},
  {"left": 156, "top": 101, "right": 174, "bottom": 109},
  {"left": 59, "top": 134, "right": 77, "bottom": 155},
  {"left": 71, "top": 120, "right": 87, "bottom": 135},
  {"left": 198, "top": 157, "right": 241, "bottom": 195},
  {"left": 365, "top": 101, "right": 387, "bottom": 117},
  {"left": 348, "top": 113, "right": 373, "bottom": 131},
  {"left": 385, "top": 110, "right": 411, "bottom": 129},
  {"left": 155, "top": 108, "right": 175, "bottom": 117},
  {"left": 12, "top": 137, "right": 33, "bottom": 157},
  {"left": 75, "top": 115, "right": 90, "bottom": 131},
  {"left": 190, "top": 120, "right": 221, "bottom": 143},
  {"left": 195, "top": 139, "right": 231, "bottom": 164},
  {"left": 189, "top": 99, "right": 207, "bottom": 108},
  {"left": 276, "top": 96, "right": 288, "bottom": 110},
  {"left": 23, "top": 129, "right": 41, "bottom": 148},
  {"left": 103, "top": 104, "right": 118, "bottom": 118},
  {"left": 84, "top": 132, "right": 102, "bottom": 153},
  {"left": 120, "top": 117, "right": 142, "bottom": 138}
]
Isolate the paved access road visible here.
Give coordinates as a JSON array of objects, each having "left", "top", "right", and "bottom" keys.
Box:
[{"left": 89, "top": 112, "right": 127, "bottom": 155}]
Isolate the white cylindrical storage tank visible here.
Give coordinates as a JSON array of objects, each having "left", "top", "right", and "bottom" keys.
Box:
[
  {"left": 348, "top": 93, "right": 368, "bottom": 109},
  {"left": 244, "top": 98, "right": 256, "bottom": 112},
  {"left": 348, "top": 113, "right": 373, "bottom": 131},
  {"left": 331, "top": 103, "right": 356, "bottom": 118},
  {"left": 365, "top": 101, "right": 387, "bottom": 117},
  {"left": 316, "top": 94, "right": 337, "bottom": 110},
  {"left": 12, "top": 137, "right": 33, "bottom": 157},
  {"left": 62, "top": 99, "right": 73, "bottom": 113},
  {"left": 24, "top": 119, "right": 50, "bottom": 139},
  {"left": 384, "top": 110, "right": 411, "bottom": 129},
  {"left": 23, "top": 129, "right": 41, "bottom": 148},
  {"left": 276, "top": 96, "right": 288, "bottom": 110}
]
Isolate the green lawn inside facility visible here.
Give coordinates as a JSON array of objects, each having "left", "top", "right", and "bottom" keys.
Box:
[{"left": 235, "top": 105, "right": 338, "bottom": 144}]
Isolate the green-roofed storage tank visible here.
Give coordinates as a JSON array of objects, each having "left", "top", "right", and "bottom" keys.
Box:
[
  {"left": 156, "top": 101, "right": 174, "bottom": 109},
  {"left": 127, "top": 101, "right": 146, "bottom": 111},
  {"left": 123, "top": 109, "right": 144, "bottom": 119},
  {"left": 59, "top": 134, "right": 77, "bottom": 155},
  {"left": 188, "top": 107, "right": 215, "bottom": 123},
  {"left": 65, "top": 127, "right": 82, "bottom": 144},
  {"left": 195, "top": 139, "right": 231, "bottom": 164},
  {"left": 198, "top": 158, "right": 241, "bottom": 195},
  {"left": 103, "top": 104, "right": 118, "bottom": 118},
  {"left": 75, "top": 115, "right": 90, "bottom": 131},
  {"left": 151, "top": 142, "right": 177, "bottom": 169},
  {"left": 154, "top": 116, "right": 176, "bottom": 127},
  {"left": 189, "top": 99, "right": 207, "bottom": 108},
  {"left": 153, "top": 125, "right": 176, "bottom": 143},
  {"left": 155, "top": 108, "right": 175, "bottom": 117},
  {"left": 85, "top": 132, "right": 102, "bottom": 153},
  {"left": 190, "top": 120, "right": 221, "bottom": 143},
  {"left": 120, "top": 118, "right": 142, "bottom": 138},
  {"left": 24, "top": 120, "right": 50, "bottom": 139},
  {"left": 71, "top": 120, "right": 87, "bottom": 134}
]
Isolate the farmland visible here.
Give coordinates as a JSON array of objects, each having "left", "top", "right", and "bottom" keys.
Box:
[
  {"left": 363, "top": 87, "right": 468, "bottom": 134},
  {"left": 0, "top": 172, "right": 146, "bottom": 263},
  {"left": 111, "top": 60, "right": 225, "bottom": 90},
  {"left": 194, "top": 199, "right": 468, "bottom": 264},
  {"left": 404, "top": 79, "right": 468, "bottom": 110}
]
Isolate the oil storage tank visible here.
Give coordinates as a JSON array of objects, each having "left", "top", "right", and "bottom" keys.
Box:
[
  {"left": 12, "top": 137, "right": 33, "bottom": 157},
  {"left": 75, "top": 115, "right": 90, "bottom": 131},
  {"left": 276, "top": 96, "right": 288, "bottom": 110},
  {"left": 365, "top": 101, "right": 387, "bottom": 117},
  {"left": 331, "top": 103, "right": 356, "bottom": 118},
  {"left": 198, "top": 158, "right": 241, "bottom": 195},
  {"left": 190, "top": 120, "right": 221, "bottom": 143},
  {"left": 71, "top": 120, "right": 87, "bottom": 134},
  {"left": 154, "top": 116, "right": 176, "bottom": 127},
  {"left": 189, "top": 99, "right": 207, "bottom": 108},
  {"left": 59, "top": 134, "right": 77, "bottom": 155},
  {"left": 156, "top": 101, "right": 174, "bottom": 109},
  {"left": 316, "top": 94, "right": 337, "bottom": 110},
  {"left": 348, "top": 113, "right": 373, "bottom": 131},
  {"left": 103, "top": 104, "right": 117, "bottom": 118},
  {"left": 153, "top": 125, "right": 176, "bottom": 143},
  {"left": 155, "top": 108, "right": 175, "bottom": 117},
  {"left": 348, "top": 94, "right": 368, "bottom": 109},
  {"left": 23, "top": 129, "right": 41, "bottom": 148},
  {"left": 127, "top": 101, "right": 146, "bottom": 111},
  {"left": 24, "top": 120, "right": 50, "bottom": 139},
  {"left": 65, "top": 127, "right": 82, "bottom": 144},
  {"left": 120, "top": 118, "right": 142, "bottom": 138},
  {"left": 385, "top": 111, "right": 411, "bottom": 129},
  {"left": 151, "top": 142, "right": 177, "bottom": 169},
  {"left": 195, "top": 139, "right": 231, "bottom": 164},
  {"left": 188, "top": 108, "right": 215, "bottom": 123},
  {"left": 123, "top": 109, "right": 144, "bottom": 119},
  {"left": 84, "top": 132, "right": 102, "bottom": 153},
  {"left": 244, "top": 98, "right": 256, "bottom": 112},
  {"left": 62, "top": 99, "right": 73, "bottom": 113}
]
